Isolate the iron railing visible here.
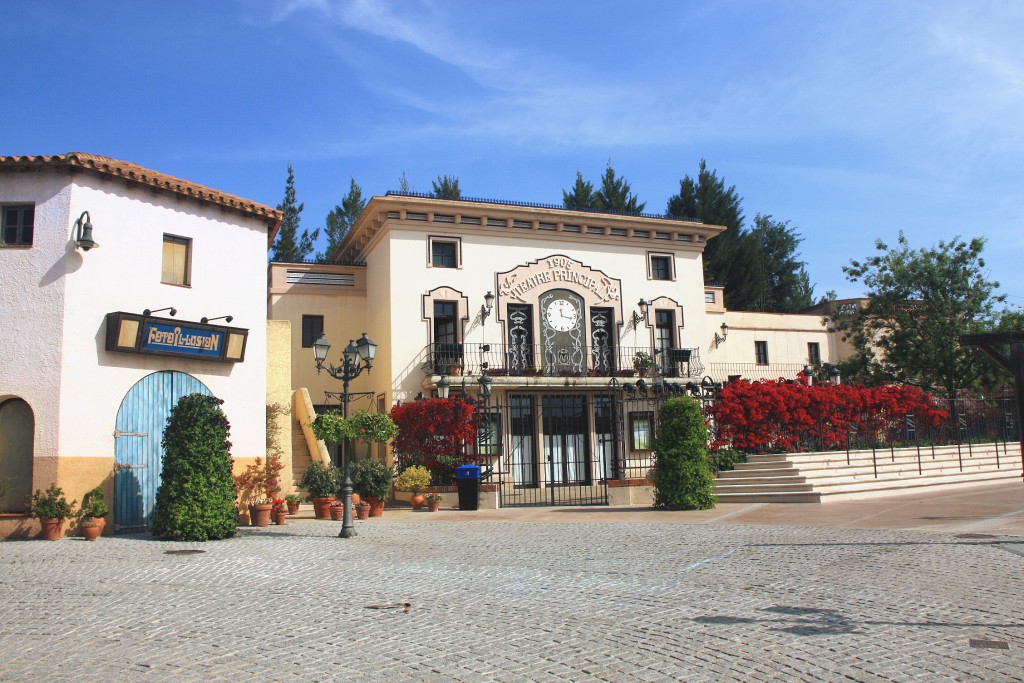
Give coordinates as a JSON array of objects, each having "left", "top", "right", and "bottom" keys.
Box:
[
  {"left": 706, "top": 363, "right": 810, "bottom": 383},
  {"left": 422, "top": 342, "right": 704, "bottom": 379}
]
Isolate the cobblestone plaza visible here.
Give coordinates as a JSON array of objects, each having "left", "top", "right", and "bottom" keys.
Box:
[{"left": 2, "top": 487, "right": 1023, "bottom": 682}]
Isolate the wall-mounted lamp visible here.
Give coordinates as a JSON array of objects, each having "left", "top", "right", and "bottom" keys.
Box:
[
  {"left": 143, "top": 307, "right": 177, "bottom": 317},
  {"left": 437, "top": 375, "right": 451, "bottom": 399},
  {"left": 73, "top": 211, "right": 99, "bottom": 251},
  {"left": 201, "top": 315, "right": 234, "bottom": 324},
  {"left": 714, "top": 322, "right": 730, "bottom": 347},
  {"left": 632, "top": 298, "right": 650, "bottom": 326},
  {"left": 481, "top": 291, "right": 495, "bottom": 320}
]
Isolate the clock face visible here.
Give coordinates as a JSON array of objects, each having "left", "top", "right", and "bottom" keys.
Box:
[{"left": 545, "top": 299, "right": 579, "bottom": 332}]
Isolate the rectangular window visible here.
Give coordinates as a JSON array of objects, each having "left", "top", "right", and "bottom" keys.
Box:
[
  {"left": 808, "top": 342, "right": 821, "bottom": 366},
  {"left": 1, "top": 205, "right": 34, "bottom": 246},
  {"left": 755, "top": 341, "right": 769, "bottom": 365},
  {"left": 161, "top": 234, "right": 191, "bottom": 286},
  {"left": 433, "top": 301, "right": 461, "bottom": 373},
  {"left": 704, "top": 291, "right": 716, "bottom": 304},
  {"left": 301, "top": 315, "right": 324, "bottom": 348},
  {"left": 630, "top": 412, "right": 654, "bottom": 451},
  {"left": 477, "top": 410, "right": 502, "bottom": 456},
  {"left": 648, "top": 253, "right": 673, "bottom": 280},
  {"left": 429, "top": 238, "right": 458, "bottom": 268}
]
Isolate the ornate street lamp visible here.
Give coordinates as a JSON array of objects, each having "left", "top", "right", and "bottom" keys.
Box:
[{"left": 313, "top": 331, "right": 378, "bottom": 539}]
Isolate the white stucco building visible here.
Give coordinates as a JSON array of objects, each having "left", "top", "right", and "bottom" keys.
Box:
[{"left": 0, "top": 153, "right": 281, "bottom": 535}]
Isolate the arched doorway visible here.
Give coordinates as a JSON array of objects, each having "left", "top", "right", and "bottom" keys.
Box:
[
  {"left": 114, "top": 371, "right": 212, "bottom": 532},
  {"left": 0, "top": 398, "right": 34, "bottom": 513}
]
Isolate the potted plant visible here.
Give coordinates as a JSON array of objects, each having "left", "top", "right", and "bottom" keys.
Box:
[
  {"left": 235, "top": 457, "right": 279, "bottom": 526},
  {"left": 633, "top": 351, "right": 656, "bottom": 377},
  {"left": 81, "top": 519, "right": 101, "bottom": 541},
  {"left": 284, "top": 493, "right": 302, "bottom": 515},
  {"left": 79, "top": 485, "right": 109, "bottom": 535},
  {"left": 424, "top": 492, "right": 443, "bottom": 513},
  {"left": 27, "top": 484, "right": 77, "bottom": 541},
  {"left": 355, "top": 500, "right": 371, "bottom": 520},
  {"left": 352, "top": 458, "right": 394, "bottom": 517},
  {"left": 394, "top": 465, "right": 432, "bottom": 509},
  {"left": 329, "top": 500, "right": 346, "bottom": 521},
  {"left": 272, "top": 498, "right": 287, "bottom": 525},
  {"left": 299, "top": 461, "right": 341, "bottom": 520}
]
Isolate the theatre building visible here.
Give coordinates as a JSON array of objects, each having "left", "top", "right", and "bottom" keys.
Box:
[
  {"left": 0, "top": 153, "right": 282, "bottom": 536},
  {"left": 270, "top": 193, "right": 838, "bottom": 507}
]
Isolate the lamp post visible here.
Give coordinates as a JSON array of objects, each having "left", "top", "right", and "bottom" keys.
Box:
[{"left": 313, "top": 331, "right": 378, "bottom": 539}]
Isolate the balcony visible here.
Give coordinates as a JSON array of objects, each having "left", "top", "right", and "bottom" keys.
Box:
[{"left": 422, "top": 342, "right": 704, "bottom": 382}]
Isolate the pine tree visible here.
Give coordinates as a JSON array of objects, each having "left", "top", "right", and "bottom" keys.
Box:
[
  {"left": 398, "top": 171, "right": 413, "bottom": 193},
  {"left": 594, "top": 162, "right": 645, "bottom": 213},
  {"left": 432, "top": 174, "right": 461, "bottom": 199},
  {"left": 562, "top": 171, "right": 597, "bottom": 210},
  {"left": 270, "top": 164, "right": 318, "bottom": 262},
  {"left": 666, "top": 159, "right": 761, "bottom": 310},
  {"left": 317, "top": 177, "right": 366, "bottom": 262},
  {"left": 749, "top": 213, "right": 814, "bottom": 312}
]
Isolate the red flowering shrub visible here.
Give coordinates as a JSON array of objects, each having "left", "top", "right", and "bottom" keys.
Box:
[
  {"left": 711, "top": 380, "right": 946, "bottom": 453},
  {"left": 389, "top": 398, "right": 478, "bottom": 483}
]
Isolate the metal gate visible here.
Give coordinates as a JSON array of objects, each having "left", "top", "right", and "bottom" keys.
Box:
[
  {"left": 113, "top": 371, "right": 211, "bottom": 532},
  {"left": 489, "top": 391, "right": 622, "bottom": 507}
]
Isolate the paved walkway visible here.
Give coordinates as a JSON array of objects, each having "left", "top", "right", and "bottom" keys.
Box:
[{"left": 1, "top": 482, "right": 1023, "bottom": 682}]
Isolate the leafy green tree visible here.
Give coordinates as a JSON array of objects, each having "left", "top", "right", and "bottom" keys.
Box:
[
  {"left": 749, "top": 213, "right": 814, "bottom": 312},
  {"left": 152, "top": 394, "right": 238, "bottom": 541},
  {"left": 666, "top": 159, "right": 762, "bottom": 310},
  {"left": 270, "top": 164, "right": 318, "bottom": 262},
  {"left": 432, "top": 174, "right": 461, "bottom": 199},
  {"left": 651, "top": 396, "right": 717, "bottom": 510},
  {"left": 317, "top": 177, "right": 366, "bottom": 262},
  {"left": 833, "top": 232, "right": 1005, "bottom": 398},
  {"left": 594, "top": 162, "right": 645, "bottom": 213},
  {"left": 562, "top": 171, "right": 597, "bottom": 210}
]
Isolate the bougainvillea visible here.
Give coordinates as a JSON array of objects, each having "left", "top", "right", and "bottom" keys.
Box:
[
  {"left": 711, "top": 380, "right": 947, "bottom": 454},
  {"left": 389, "top": 398, "right": 478, "bottom": 481}
]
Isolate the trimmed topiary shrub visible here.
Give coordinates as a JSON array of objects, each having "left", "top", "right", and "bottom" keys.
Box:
[
  {"left": 651, "top": 396, "right": 717, "bottom": 510},
  {"left": 152, "top": 394, "right": 238, "bottom": 541}
]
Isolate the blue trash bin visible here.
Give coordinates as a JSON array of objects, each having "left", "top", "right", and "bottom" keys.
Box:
[{"left": 455, "top": 464, "right": 481, "bottom": 510}]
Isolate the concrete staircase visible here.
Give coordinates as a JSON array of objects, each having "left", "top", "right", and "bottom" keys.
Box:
[{"left": 715, "top": 442, "right": 1022, "bottom": 503}]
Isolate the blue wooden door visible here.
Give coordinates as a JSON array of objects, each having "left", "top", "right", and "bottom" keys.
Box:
[{"left": 114, "top": 371, "right": 211, "bottom": 532}]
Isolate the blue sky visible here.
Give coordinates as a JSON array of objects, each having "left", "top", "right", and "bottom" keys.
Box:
[{"left": 3, "top": 0, "right": 1022, "bottom": 306}]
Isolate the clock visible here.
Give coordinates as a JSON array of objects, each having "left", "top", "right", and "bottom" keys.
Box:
[{"left": 545, "top": 298, "right": 579, "bottom": 332}]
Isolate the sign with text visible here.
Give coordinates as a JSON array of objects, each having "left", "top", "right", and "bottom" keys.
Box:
[{"left": 105, "top": 312, "right": 247, "bottom": 363}]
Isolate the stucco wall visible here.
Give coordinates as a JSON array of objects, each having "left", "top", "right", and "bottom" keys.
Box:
[
  {"left": 0, "top": 173, "right": 72, "bottom": 470},
  {"left": 54, "top": 175, "right": 270, "bottom": 461}
]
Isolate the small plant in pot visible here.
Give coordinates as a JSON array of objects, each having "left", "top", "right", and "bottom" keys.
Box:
[
  {"left": 633, "top": 351, "right": 656, "bottom": 377},
  {"left": 424, "top": 492, "right": 443, "bottom": 513},
  {"left": 27, "top": 484, "right": 77, "bottom": 541},
  {"left": 284, "top": 493, "right": 302, "bottom": 515},
  {"left": 271, "top": 498, "right": 287, "bottom": 525},
  {"left": 79, "top": 485, "right": 109, "bottom": 535},
  {"left": 81, "top": 519, "right": 101, "bottom": 541},
  {"left": 351, "top": 458, "right": 394, "bottom": 517},
  {"left": 299, "top": 461, "right": 341, "bottom": 520},
  {"left": 394, "top": 465, "right": 432, "bottom": 509}
]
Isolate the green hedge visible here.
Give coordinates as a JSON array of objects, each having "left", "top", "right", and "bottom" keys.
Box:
[{"left": 651, "top": 396, "right": 717, "bottom": 510}]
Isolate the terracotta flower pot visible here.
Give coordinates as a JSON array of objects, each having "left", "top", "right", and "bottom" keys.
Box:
[
  {"left": 91, "top": 516, "right": 106, "bottom": 535},
  {"left": 330, "top": 505, "right": 345, "bottom": 521},
  {"left": 40, "top": 518, "right": 64, "bottom": 541},
  {"left": 312, "top": 497, "right": 336, "bottom": 520},
  {"left": 427, "top": 500, "right": 441, "bottom": 512},
  {"left": 365, "top": 496, "right": 385, "bottom": 517},
  {"left": 273, "top": 510, "right": 287, "bottom": 525},
  {"left": 356, "top": 501, "right": 371, "bottom": 520},
  {"left": 351, "top": 492, "right": 361, "bottom": 507},
  {"left": 286, "top": 501, "right": 300, "bottom": 515},
  {"left": 82, "top": 525, "right": 101, "bottom": 541},
  {"left": 249, "top": 504, "right": 273, "bottom": 527},
  {"left": 410, "top": 493, "right": 426, "bottom": 510}
]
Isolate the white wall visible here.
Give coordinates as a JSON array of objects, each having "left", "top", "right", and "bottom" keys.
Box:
[
  {"left": 0, "top": 172, "right": 72, "bottom": 459},
  {"left": 56, "top": 174, "right": 270, "bottom": 459}
]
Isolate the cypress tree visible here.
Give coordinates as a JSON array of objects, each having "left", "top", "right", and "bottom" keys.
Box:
[
  {"left": 270, "top": 164, "right": 318, "bottom": 262},
  {"left": 152, "top": 394, "right": 238, "bottom": 541},
  {"left": 651, "top": 396, "right": 717, "bottom": 510}
]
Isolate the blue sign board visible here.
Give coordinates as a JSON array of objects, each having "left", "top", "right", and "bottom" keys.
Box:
[{"left": 141, "top": 322, "right": 225, "bottom": 358}]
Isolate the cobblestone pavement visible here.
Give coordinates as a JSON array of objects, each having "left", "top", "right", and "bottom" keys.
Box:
[{"left": 2, "top": 512, "right": 1024, "bottom": 682}]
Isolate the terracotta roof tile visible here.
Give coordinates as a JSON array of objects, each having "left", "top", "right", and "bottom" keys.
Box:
[{"left": 0, "top": 153, "right": 283, "bottom": 240}]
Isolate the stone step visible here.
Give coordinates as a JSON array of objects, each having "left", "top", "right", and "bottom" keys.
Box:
[
  {"left": 715, "top": 473, "right": 808, "bottom": 485},
  {"left": 717, "top": 467, "right": 804, "bottom": 480},
  {"left": 715, "top": 490, "right": 822, "bottom": 504},
  {"left": 715, "top": 482, "right": 816, "bottom": 493}
]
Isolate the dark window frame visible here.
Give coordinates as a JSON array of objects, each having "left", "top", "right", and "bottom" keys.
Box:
[
  {"left": 647, "top": 252, "right": 674, "bottom": 281},
  {"left": 807, "top": 342, "right": 821, "bottom": 366},
  {"left": 755, "top": 341, "right": 769, "bottom": 365},
  {"left": 301, "top": 315, "right": 324, "bottom": 348},
  {"left": 1, "top": 205, "right": 34, "bottom": 246},
  {"left": 428, "top": 236, "right": 461, "bottom": 268},
  {"left": 629, "top": 411, "right": 655, "bottom": 451}
]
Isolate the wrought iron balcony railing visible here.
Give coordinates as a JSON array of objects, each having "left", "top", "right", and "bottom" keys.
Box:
[{"left": 422, "top": 342, "right": 704, "bottom": 379}]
